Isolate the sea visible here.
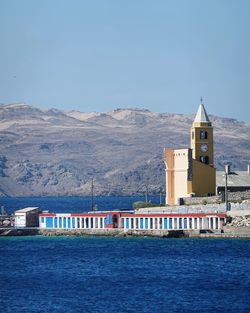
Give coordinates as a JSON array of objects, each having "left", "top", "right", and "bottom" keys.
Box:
[
  {"left": 0, "top": 195, "right": 162, "bottom": 214},
  {"left": 0, "top": 197, "right": 250, "bottom": 313}
]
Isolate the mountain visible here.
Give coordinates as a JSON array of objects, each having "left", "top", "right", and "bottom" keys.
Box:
[{"left": 0, "top": 103, "right": 249, "bottom": 197}]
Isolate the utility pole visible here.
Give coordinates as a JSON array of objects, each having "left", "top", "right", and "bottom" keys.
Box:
[
  {"left": 225, "top": 166, "right": 228, "bottom": 211},
  {"left": 91, "top": 177, "right": 94, "bottom": 211},
  {"left": 159, "top": 187, "right": 162, "bottom": 206},
  {"left": 145, "top": 178, "right": 149, "bottom": 206},
  {"left": 145, "top": 185, "right": 148, "bottom": 205}
]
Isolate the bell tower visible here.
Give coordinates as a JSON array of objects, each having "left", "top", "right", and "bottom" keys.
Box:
[
  {"left": 190, "top": 98, "right": 214, "bottom": 166},
  {"left": 164, "top": 98, "right": 216, "bottom": 205}
]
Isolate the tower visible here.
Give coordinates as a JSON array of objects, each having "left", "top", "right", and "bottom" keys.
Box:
[
  {"left": 164, "top": 98, "right": 216, "bottom": 205},
  {"left": 190, "top": 97, "right": 214, "bottom": 166},
  {"left": 188, "top": 98, "right": 216, "bottom": 197}
]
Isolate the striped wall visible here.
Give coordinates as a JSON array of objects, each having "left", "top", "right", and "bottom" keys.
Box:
[{"left": 39, "top": 212, "right": 225, "bottom": 231}]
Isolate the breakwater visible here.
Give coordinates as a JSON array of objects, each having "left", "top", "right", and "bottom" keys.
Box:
[{"left": 1, "top": 227, "right": 250, "bottom": 238}]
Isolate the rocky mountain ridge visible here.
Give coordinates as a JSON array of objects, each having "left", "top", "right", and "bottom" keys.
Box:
[{"left": 0, "top": 103, "right": 249, "bottom": 197}]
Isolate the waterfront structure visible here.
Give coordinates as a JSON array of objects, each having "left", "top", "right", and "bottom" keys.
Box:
[
  {"left": 39, "top": 211, "right": 225, "bottom": 231},
  {"left": 164, "top": 99, "right": 216, "bottom": 205},
  {"left": 14, "top": 207, "right": 39, "bottom": 227}
]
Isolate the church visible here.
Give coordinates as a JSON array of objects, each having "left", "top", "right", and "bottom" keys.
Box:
[{"left": 164, "top": 99, "right": 216, "bottom": 205}]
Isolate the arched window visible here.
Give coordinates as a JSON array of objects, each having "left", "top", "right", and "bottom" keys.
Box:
[
  {"left": 200, "top": 156, "right": 209, "bottom": 164},
  {"left": 200, "top": 131, "right": 208, "bottom": 139}
]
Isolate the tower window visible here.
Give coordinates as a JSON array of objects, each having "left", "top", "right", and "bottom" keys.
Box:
[
  {"left": 192, "top": 131, "right": 194, "bottom": 139},
  {"left": 200, "top": 131, "right": 208, "bottom": 139},
  {"left": 200, "top": 156, "right": 209, "bottom": 164}
]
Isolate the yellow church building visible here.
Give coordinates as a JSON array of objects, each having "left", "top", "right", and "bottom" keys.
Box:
[{"left": 164, "top": 99, "right": 216, "bottom": 205}]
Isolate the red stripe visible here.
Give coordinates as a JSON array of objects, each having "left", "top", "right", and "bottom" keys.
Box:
[
  {"left": 39, "top": 212, "right": 226, "bottom": 218},
  {"left": 39, "top": 213, "right": 56, "bottom": 217},
  {"left": 120, "top": 213, "right": 226, "bottom": 218},
  {"left": 71, "top": 213, "right": 108, "bottom": 217},
  {"left": 39, "top": 213, "right": 108, "bottom": 217}
]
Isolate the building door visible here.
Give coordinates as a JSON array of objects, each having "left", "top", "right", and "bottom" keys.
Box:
[{"left": 113, "top": 215, "right": 118, "bottom": 228}]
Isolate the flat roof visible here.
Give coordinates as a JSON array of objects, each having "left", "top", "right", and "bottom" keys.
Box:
[
  {"left": 216, "top": 171, "right": 250, "bottom": 187},
  {"left": 15, "top": 207, "right": 39, "bottom": 214}
]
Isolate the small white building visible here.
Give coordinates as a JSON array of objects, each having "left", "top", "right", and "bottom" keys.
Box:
[{"left": 14, "top": 207, "right": 39, "bottom": 228}]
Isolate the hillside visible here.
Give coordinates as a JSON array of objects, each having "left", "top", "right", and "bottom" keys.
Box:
[{"left": 0, "top": 104, "right": 249, "bottom": 196}]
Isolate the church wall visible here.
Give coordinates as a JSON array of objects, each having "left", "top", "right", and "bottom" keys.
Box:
[
  {"left": 164, "top": 149, "right": 175, "bottom": 205},
  {"left": 164, "top": 148, "right": 191, "bottom": 205},
  {"left": 173, "top": 149, "right": 190, "bottom": 204},
  {"left": 191, "top": 159, "right": 216, "bottom": 196}
]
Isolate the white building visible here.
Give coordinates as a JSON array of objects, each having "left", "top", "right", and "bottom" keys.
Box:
[{"left": 14, "top": 207, "right": 39, "bottom": 227}]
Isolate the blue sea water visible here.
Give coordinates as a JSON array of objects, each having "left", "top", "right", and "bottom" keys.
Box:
[
  {"left": 0, "top": 197, "right": 250, "bottom": 312},
  {"left": 0, "top": 237, "right": 250, "bottom": 313},
  {"left": 0, "top": 195, "right": 162, "bottom": 214}
]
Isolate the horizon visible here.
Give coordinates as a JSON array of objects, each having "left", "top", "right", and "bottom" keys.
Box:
[{"left": 1, "top": 0, "right": 250, "bottom": 122}]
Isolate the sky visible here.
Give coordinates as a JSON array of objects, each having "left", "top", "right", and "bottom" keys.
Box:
[{"left": 0, "top": 0, "right": 250, "bottom": 122}]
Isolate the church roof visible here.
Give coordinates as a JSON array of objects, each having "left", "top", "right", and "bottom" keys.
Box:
[{"left": 194, "top": 101, "right": 210, "bottom": 123}]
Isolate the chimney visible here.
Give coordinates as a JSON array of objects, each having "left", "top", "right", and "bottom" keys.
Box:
[
  {"left": 225, "top": 164, "right": 230, "bottom": 175},
  {"left": 248, "top": 165, "right": 250, "bottom": 174}
]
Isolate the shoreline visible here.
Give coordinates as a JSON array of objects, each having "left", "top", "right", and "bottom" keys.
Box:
[{"left": 1, "top": 227, "right": 250, "bottom": 239}]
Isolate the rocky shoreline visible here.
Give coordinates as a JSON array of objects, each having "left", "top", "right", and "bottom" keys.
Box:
[
  {"left": 1, "top": 227, "right": 250, "bottom": 238},
  {"left": 1, "top": 208, "right": 250, "bottom": 238}
]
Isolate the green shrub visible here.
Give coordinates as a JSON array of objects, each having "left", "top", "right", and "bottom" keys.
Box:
[{"left": 132, "top": 201, "right": 159, "bottom": 209}]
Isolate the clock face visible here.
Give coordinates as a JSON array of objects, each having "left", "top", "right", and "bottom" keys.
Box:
[{"left": 200, "top": 144, "right": 208, "bottom": 152}]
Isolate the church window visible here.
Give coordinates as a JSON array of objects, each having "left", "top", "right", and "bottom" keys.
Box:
[
  {"left": 192, "top": 132, "right": 194, "bottom": 139},
  {"left": 200, "top": 156, "right": 209, "bottom": 164},
  {"left": 200, "top": 131, "right": 208, "bottom": 139}
]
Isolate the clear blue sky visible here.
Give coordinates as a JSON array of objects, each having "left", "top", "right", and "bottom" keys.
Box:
[{"left": 0, "top": 0, "right": 250, "bottom": 121}]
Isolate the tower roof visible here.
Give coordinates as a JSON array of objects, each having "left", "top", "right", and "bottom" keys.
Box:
[{"left": 194, "top": 99, "right": 210, "bottom": 123}]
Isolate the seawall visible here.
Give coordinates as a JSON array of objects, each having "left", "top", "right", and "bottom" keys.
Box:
[{"left": 1, "top": 227, "right": 250, "bottom": 238}]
